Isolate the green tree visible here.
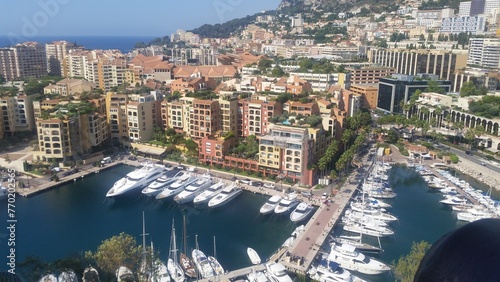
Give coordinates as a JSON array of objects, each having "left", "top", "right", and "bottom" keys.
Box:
[
  {"left": 425, "top": 80, "right": 445, "bottom": 94},
  {"left": 459, "top": 81, "right": 478, "bottom": 97},
  {"left": 271, "top": 67, "right": 285, "bottom": 77},
  {"left": 184, "top": 139, "right": 198, "bottom": 156},
  {"left": 258, "top": 58, "right": 273, "bottom": 72},
  {"left": 393, "top": 241, "right": 431, "bottom": 282},
  {"left": 92, "top": 233, "right": 142, "bottom": 276}
]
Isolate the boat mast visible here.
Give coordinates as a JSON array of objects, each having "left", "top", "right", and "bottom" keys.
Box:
[
  {"left": 141, "top": 211, "right": 149, "bottom": 274},
  {"left": 170, "top": 218, "right": 178, "bottom": 263},
  {"left": 183, "top": 214, "right": 188, "bottom": 255},
  {"left": 213, "top": 236, "right": 217, "bottom": 259}
]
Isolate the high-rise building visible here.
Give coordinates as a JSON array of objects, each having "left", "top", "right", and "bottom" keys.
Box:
[
  {"left": 471, "top": 0, "right": 486, "bottom": 15},
  {"left": 219, "top": 98, "right": 238, "bottom": 134},
  {"left": 468, "top": 38, "right": 500, "bottom": 68},
  {"left": 0, "top": 94, "right": 40, "bottom": 136},
  {"left": 345, "top": 66, "right": 395, "bottom": 85},
  {"left": 377, "top": 74, "right": 452, "bottom": 113},
  {"left": 0, "top": 42, "right": 47, "bottom": 81},
  {"left": 368, "top": 48, "right": 467, "bottom": 88},
  {"left": 46, "top": 41, "right": 74, "bottom": 76},
  {"left": 459, "top": 1, "right": 472, "bottom": 16}
]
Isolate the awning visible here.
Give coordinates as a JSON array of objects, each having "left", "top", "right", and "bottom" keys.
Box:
[{"left": 136, "top": 147, "right": 166, "bottom": 156}]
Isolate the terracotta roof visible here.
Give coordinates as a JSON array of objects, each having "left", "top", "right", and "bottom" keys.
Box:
[{"left": 173, "top": 65, "right": 236, "bottom": 78}]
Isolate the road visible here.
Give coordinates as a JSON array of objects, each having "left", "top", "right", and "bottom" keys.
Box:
[{"left": 445, "top": 146, "right": 500, "bottom": 174}]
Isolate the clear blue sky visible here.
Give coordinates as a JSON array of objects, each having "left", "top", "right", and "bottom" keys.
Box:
[{"left": 1, "top": 0, "right": 282, "bottom": 37}]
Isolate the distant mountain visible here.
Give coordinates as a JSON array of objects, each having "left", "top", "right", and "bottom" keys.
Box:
[{"left": 189, "top": 0, "right": 462, "bottom": 38}]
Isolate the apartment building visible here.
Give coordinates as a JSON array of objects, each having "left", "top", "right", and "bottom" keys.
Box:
[
  {"left": 368, "top": 49, "right": 468, "bottom": 86},
  {"left": 106, "top": 92, "right": 129, "bottom": 145},
  {"left": 349, "top": 83, "right": 379, "bottom": 109},
  {"left": 238, "top": 99, "right": 282, "bottom": 137},
  {"left": 258, "top": 125, "right": 314, "bottom": 186},
  {"left": 80, "top": 112, "right": 109, "bottom": 152},
  {"left": 126, "top": 94, "right": 159, "bottom": 142},
  {"left": 440, "top": 15, "right": 487, "bottom": 34},
  {"left": 0, "top": 109, "right": 3, "bottom": 139},
  {"left": 219, "top": 98, "right": 239, "bottom": 134},
  {"left": 0, "top": 97, "right": 16, "bottom": 136},
  {"left": 0, "top": 42, "right": 47, "bottom": 81},
  {"left": 0, "top": 94, "right": 40, "bottom": 136},
  {"left": 285, "top": 101, "right": 320, "bottom": 116},
  {"left": 46, "top": 41, "right": 75, "bottom": 76},
  {"left": 345, "top": 66, "right": 394, "bottom": 85},
  {"left": 467, "top": 38, "right": 500, "bottom": 68},
  {"left": 34, "top": 117, "right": 82, "bottom": 162},
  {"left": 170, "top": 77, "right": 215, "bottom": 93},
  {"left": 289, "top": 72, "right": 335, "bottom": 92},
  {"left": 271, "top": 76, "right": 312, "bottom": 94},
  {"left": 44, "top": 78, "right": 96, "bottom": 96},
  {"left": 377, "top": 74, "right": 452, "bottom": 113},
  {"left": 163, "top": 97, "right": 194, "bottom": 134},
  {"left": 190, "top": 99, "right": 221, "bottom": 140},
  {"left": 198, "top": 134, "right": 236, "bottom": 166}
]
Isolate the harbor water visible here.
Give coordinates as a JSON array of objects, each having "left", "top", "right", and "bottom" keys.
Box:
[{"left": 1, "top": 163, "right": 496, "bottom": 280}]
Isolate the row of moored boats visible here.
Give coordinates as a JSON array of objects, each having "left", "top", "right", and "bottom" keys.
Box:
[
  {"left": 307, "top": 162, "right": 398, "bottom": 281},
  {"left": 106, "top": 163, "right": 243, "bottom": 208},
  {"left": 259, "top": 192, "right": 315, "bottom": 222},
  {"left": 416, "top": 166, "right": 500, "bottom": 222}
]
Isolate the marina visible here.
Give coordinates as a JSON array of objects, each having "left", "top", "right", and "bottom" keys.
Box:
[{"left": 5, "top": 150, "right": 500, "bottom": 280}]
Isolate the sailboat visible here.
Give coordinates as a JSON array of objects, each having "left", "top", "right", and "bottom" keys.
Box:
[
  {"left": 167, "top": 219, "right": 185, "bottom": 282},
  {"left": 150, "top": 241, "right": 171, "bottom": 282},
  {"left": 179, "top": 214, "right": 198, "bottom": 279},
  {"left": 208, "top": 236, "right": 224, "bottom": 276},
  {"left": 192, "top": 234, "right": 215, "bottom": 279}
]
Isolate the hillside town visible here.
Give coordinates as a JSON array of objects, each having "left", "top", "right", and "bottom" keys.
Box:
[{"left": 1, "top": 0, "right": 500, "bottom": 188}]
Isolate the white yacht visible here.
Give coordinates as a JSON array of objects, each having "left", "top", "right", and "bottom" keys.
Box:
[
  {"left": 328, "top": 243, "right": 390, "bottom": 275},
  {"left": 259, "top": 195, "right": 282, "bottom": 215},
  {"left": 153, "top": 260, "right": 171, "bottom": 282},
  {"left": 192, "top": 249, "right": 214, "bottom": 279},
  {"left": 266, "top": 262, "right": 293, "bottom": 282},
  {"left": 343, "top": 220, "right": 394, "bottom": 237},
  {"left": 208, "top": 185, "right": 242, "bottom": 208},
  {"left": 274, "top": 197, "right": 300, "bottom": 215},
  {"left": 142, "top": 170, "right": 185, "bottom": 197},
  {"left": 456, "top": 207, "right": 494, "bottom": 222},
  {"left": 156, "top": 174, "right": 197, "bottom": 200},
  {"left": 247, "top": 270, "right": 271, "bottom": 282},
  {"left": 440, "top": 195, "right": 469, "bottom": 206},
  {"left": 247, "top": 247, "right": 261, "bottom": 265},
  {"left": 106, "top": 163, "right": 165, "bottom": 197},
  {"left": 174, "top": 174, "right": 213, "bottom": 204},
  {"left": 290, "top": 202, "right": 314, "bottom": 222},
  {"left": 332, "top": 236, "right": 383, "bottom": 254},
  {"left": 193, "top": 181, "right": 225, "bottom": 205},
  {"left": 344, "top": 209, "right": 398, "bottom": 222},
  {"left": 308, "top": 258, "right": 367, "bottom": 282}
]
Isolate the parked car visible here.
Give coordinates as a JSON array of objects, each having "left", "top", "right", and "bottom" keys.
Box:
[
  {"left": 251, "top": 181, "right": 263, "bottom": 187},
  {"left": 240, "top": 179, "right": 252, "bottom": 185},
  {"left": 128, "top": 156, "right": 137, "bottom": 161},
  {"left": 321, "top": 192, "right": 328, "bottom": 199},
  {"left": 263, "top": 183, "right": 275, "bottom": 189},
  {"left": 465, "top": 151, "right": 472, "bottom": 156}
]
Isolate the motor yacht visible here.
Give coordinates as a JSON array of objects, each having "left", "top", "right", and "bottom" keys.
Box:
[
  {"left": 308, "top": 258, "right": 367, "bottom": 282},
  {"left": 328, "top": 243, "right": 390, "bottom": 275},
  {"left": 174, "top": 174, "right": 213, "bottom": 204},
  {"left": 290, "top": 202, "right": 314, "bottom": 222},
  {"left": 0, "top": 185, "right": 8, "bottom": 200},
  {"left": 259, "top": 195, "right": 282, "bottom": 215},
  {"left": 266, "top": 262, "right": 293, "bottom": 282},
  {"left": 106, "top": 163, "right": 165, "bottom": 197},
  {"left": 247, "top": 247, "right": 261, "bottom": 265},
  {"left": 456, "top": 207, "right": 495, "bottom": 222},
  {"left": 58, "top": 270, "right": 78, "bottom": 282},
  {"left": 192, "top": 249, "right": 214, "bottom": 279},
  {"left": 208, "top": 185, "right": 242, "bottom": 208},
  {"left": 39, "top": 274, "right": 57, "bottom": 282},
  {"left": 247, "top": 270, "right": 271, "bottom": 282},
  {"left": 193, "top": 181, "right": 225, "bottom": 205},
  {"left": 274, "top": 196, "right": 300, "bottom": 215},
  {"left": 142, "top": 170, "right": 184, "bottom": 197},
  {"left": 344, "top": 209, "right": 398, "bottom": 222},
  {"left": 332, "top": 236, "right": 383, "bottom": 253},
  {"left": 343, "top": 221, "right": 394, "bottom": 237},
  {"left": 156, "top": 174, "right": 197, "bottom": 200}
]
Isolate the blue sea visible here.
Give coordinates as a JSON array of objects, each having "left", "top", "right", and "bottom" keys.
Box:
[{"left": 0, "top": 35, "right": 157, "bottom": 53}]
